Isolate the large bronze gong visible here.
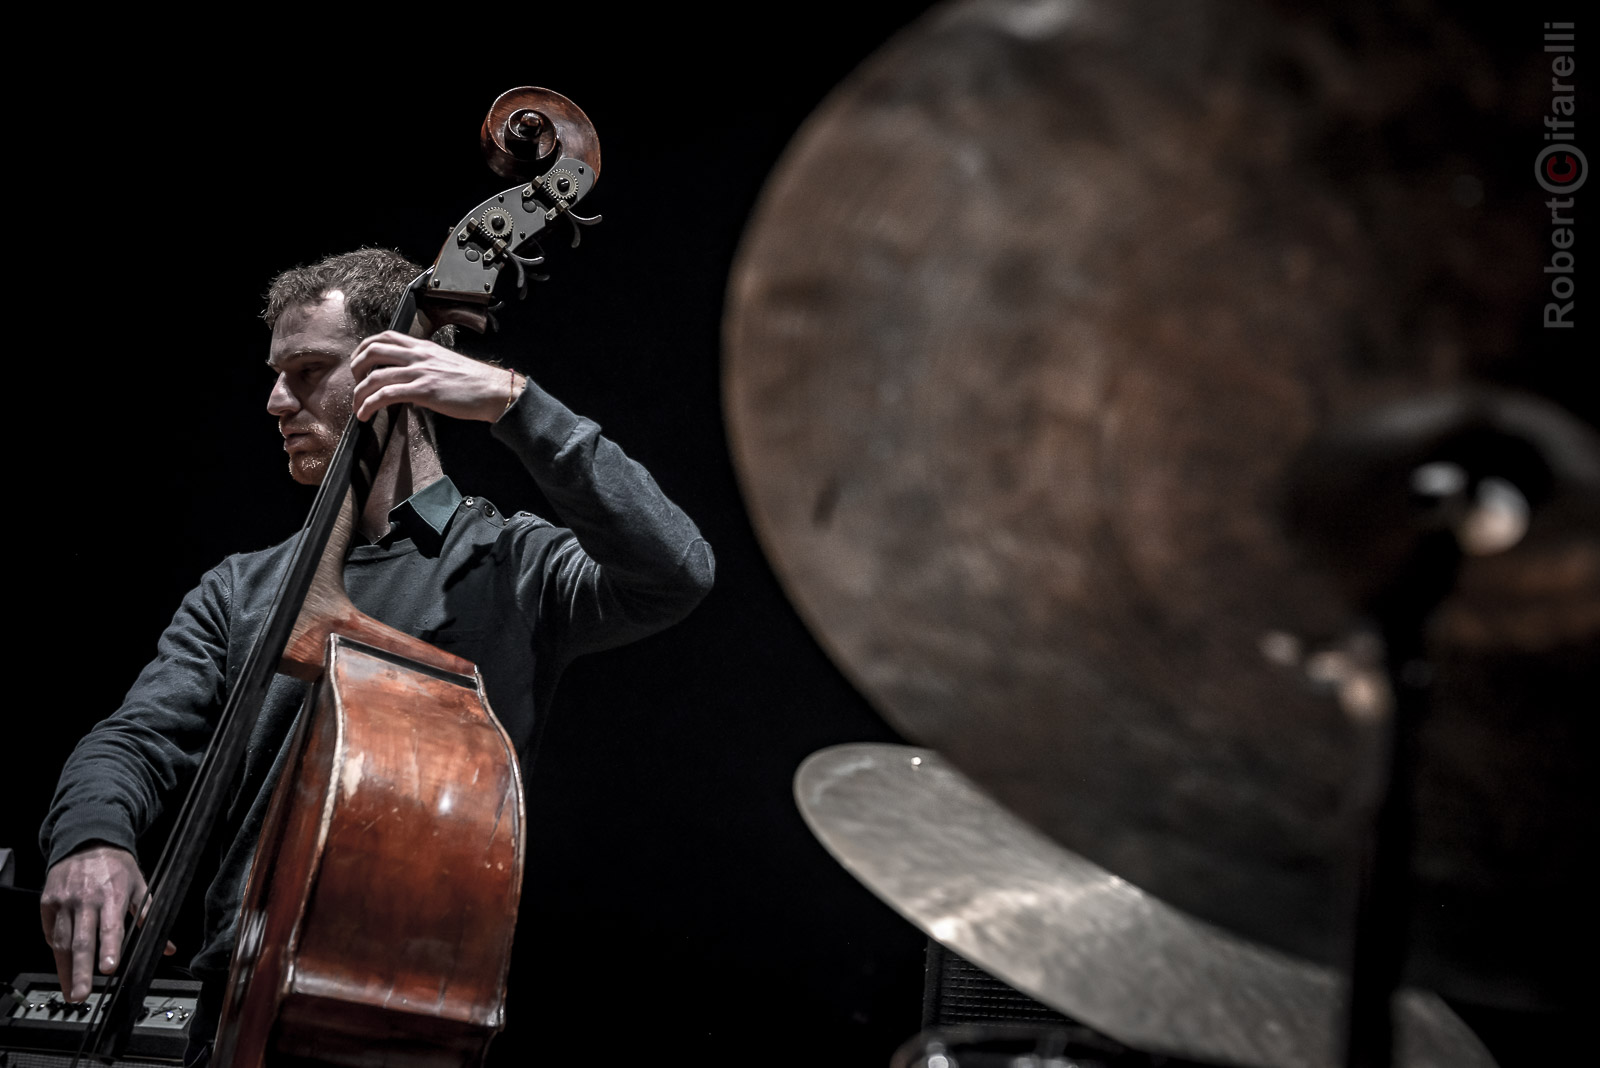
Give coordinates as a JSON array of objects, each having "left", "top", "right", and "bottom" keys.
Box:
[{"left": 725, "top": 0, "right": 1596, "bottom": 1009}]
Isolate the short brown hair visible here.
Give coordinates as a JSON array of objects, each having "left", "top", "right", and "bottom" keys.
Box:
[{"left": 262, "top": 247, "right": 454, "bottom": 346}]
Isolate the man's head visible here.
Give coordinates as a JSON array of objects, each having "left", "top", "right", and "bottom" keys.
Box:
[{"left": 263, "top": 249, "right": 449, "bottom": 484}]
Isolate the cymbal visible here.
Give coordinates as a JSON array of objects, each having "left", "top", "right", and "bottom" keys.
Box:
[
  {"left": 725, "top": 0, "right": 1597, "bottom": 1005},
  {"left": 796, "top": 744, "right": 1497, "bottom": 1068}
]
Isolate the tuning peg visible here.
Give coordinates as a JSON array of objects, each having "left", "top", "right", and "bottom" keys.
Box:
[
  {"left": 564, "top": 211, "right": 602, "bottom": 248},
  {"left": 505, "top": 243, "right": 550, "bottom": 299}
]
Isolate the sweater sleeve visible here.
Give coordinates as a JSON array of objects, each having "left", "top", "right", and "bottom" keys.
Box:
[
  {"left": 39, "top": 566, "right": 232, "bottom": 868},
  {"left": 490, "top": 377, "right": 715, "bottom": 657}
]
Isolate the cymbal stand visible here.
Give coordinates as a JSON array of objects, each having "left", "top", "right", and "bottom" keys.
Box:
[{"left": 1338, "top": 530, "right": 1461, "bottom": 1068}]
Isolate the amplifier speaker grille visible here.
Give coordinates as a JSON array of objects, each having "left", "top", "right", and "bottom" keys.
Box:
[
  {"left": 922, "top": 940, "right": 1075, "bottom": 1028},
  {"left": 1, "top": 1052, "right": 177, "bottom": 1068}
]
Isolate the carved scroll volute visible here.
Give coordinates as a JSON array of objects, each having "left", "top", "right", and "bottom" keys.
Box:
[{"left": 480, "top": 86, "right": 601, "bottom": 183}]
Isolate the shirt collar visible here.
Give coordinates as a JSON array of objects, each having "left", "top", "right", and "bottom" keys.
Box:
[{"left": 383, "top": 474, "right": 463, "bottom": 548}]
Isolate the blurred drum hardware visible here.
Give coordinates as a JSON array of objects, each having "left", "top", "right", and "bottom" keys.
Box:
[
  {"left": 727, "top": 0, "right": 1595, "bottom": 1064},
  {"left": 891, "top": 1022, "right": 1221, "bottom": 1068}
]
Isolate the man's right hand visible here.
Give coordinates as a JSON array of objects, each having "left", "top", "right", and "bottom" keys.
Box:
[{"left": 40, "top": 844, "right": 173, "bottom": 1002}]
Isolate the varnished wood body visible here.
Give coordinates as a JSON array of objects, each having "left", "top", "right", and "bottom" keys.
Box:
[{"left": 216, "top": 636, "right": 525, "bottom": 1068}]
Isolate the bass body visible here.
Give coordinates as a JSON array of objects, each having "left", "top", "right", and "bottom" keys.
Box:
[{"left": 216, "top": 633, "right": 523, "bottom": 1068}]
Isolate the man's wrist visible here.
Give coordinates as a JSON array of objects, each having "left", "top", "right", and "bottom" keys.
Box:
[{"left": 493, "top": 369, "right": 527, "bottom": 423}]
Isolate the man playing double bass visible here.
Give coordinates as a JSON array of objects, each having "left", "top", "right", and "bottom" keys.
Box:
[{"left": 37, "top": 248, "right": 715, "bottom": 1053}]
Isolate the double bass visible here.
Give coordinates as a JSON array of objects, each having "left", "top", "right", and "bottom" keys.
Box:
[{"left": 83, "top": 86, "right": 603, "bottom": 1068}]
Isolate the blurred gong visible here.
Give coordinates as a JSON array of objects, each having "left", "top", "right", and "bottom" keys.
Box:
[{"left": 724, "top": 0, "right": 1597, "bottom": 1009}]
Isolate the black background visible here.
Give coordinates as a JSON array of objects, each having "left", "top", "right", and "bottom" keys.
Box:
[{"left": 1, "top": 5, "right": 1589, "bottom": 1067}]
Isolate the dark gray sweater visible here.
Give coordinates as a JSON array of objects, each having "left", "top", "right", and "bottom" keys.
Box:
[{"left": 40, "top": 379, "right": 714, "bottom": 981}]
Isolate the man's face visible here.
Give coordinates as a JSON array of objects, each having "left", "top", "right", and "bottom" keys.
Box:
[{"left": 267, "top": 292, "right": 359, "bottom": 485}]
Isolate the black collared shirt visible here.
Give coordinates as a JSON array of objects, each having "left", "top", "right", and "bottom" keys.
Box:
[
  {"left": 375, "top": 470, "right": 466, "bottom": 550},
  {"left": 42, "top": 380, "right": 714, "bottom": 980}
]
